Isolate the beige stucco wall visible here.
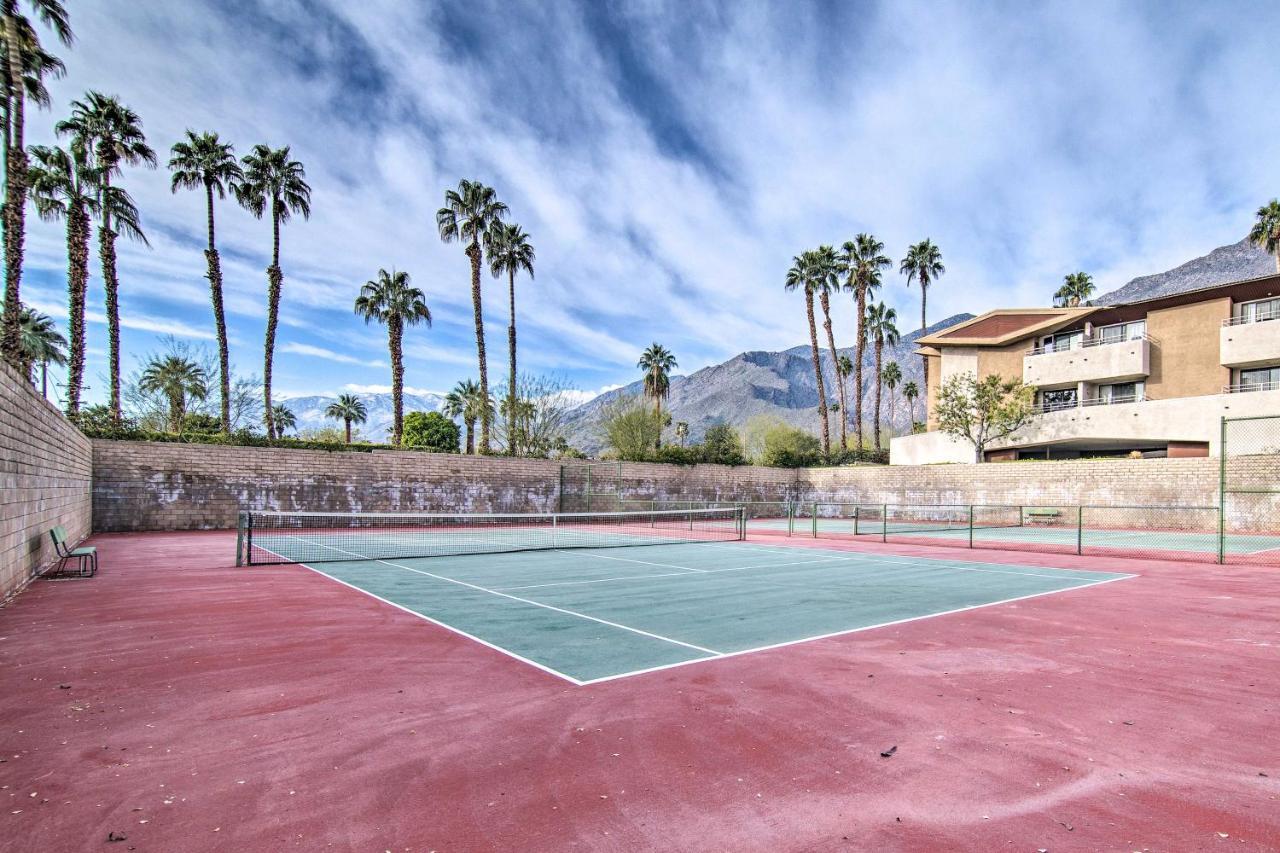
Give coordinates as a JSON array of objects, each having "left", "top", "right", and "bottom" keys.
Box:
[
  {"left": 1146, "top": 297, "right": 1231, "bottom": 399},
  {"left": 976, "top": 341, "right": 1027, "bottom": 382},
  {"left": 1023, "top": 338, "right": 1149, "bottom": 388},
  {"left": 1220, "top": 319, "right": 1280, "bottom": 370}
]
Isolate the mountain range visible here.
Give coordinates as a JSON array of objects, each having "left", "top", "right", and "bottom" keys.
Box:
[{"left": 278, "top": 234, "right": 1276, "bottom": 450}]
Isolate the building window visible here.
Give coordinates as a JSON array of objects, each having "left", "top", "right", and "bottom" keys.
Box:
[
  {"left": 1238, "top": 366, "right": 1280, "bottom": 391},
  {"left": 1095, "top": 320, "right": 1146, "bottom": 344},
  {"left": 1039, "top": 388, "right": 1077, "bottom": 412},
  {"left": 1234, "top": 298, "right": 1280, "bottom": 324},
  {"left": 1043, "top": 331, "right": 1083, "bottom": 352},
  {"left": 1096, "top": 381, "right": 1144, "bottom": 404}
]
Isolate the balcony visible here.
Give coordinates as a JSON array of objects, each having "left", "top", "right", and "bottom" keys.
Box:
[
  {"left": 1223, "top": 379, "right": 1280, "bottom": 394},
  {"left": 1037, "top": 392, "right": 1147, "bottom": 414},
  {"left": 1024, "top": 335, "right": 1151, "bottom": 388},
  {"left": 1220, "top": 312, "right": 1280, "bottom": 368}
]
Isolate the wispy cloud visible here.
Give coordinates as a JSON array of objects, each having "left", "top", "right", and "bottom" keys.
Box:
[
  {"left": 280, "top": 342, "right": 385, "bottom": 368},
  {"left": 342, "top": 383, "right": 446, "bottom": 397}
]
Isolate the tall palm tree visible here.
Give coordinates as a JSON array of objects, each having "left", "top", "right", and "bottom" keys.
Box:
[
  {"left": 811, "top": 244, "right": 847, "bottom": 450},
  {"left": 27, "top": 142, "right": 94, "bottom": 414},
  {"left": 903, "top": 380, "right": 920, "bottom": 427},
  {"left": 443, "top": 378, "right": 487, "bottom": 454},
  {"left": 839, "top": 234, "right": 889, "bottom": 449},
  {"left": 637, "top": 342, "right": 678, "bottom": 423},
  {"left": 324, "top": 393, "right": 367, "bottom": 444},
  {"left": 1250, "top": 200, "right": 1280, "bottom": 272},
  {"left": 18, "top": 304, "right": 64, "bottom": 396},
  {"left": 169, "top": 131, "right": 242, "bottom": 432},
  {"left": 675, "top": 421, "right": 689, "bottom": 448},
  {"left": 864, "top": 301, "right": 900, "bottom": 451},
  {"left": 138, "top": 354, "right": 207, "bottom": 434},
  {"left": 436, "top": 179, "right": 508, "bottom": 454},
  {"left": 900, "top": 239, "right": 944, "bottom": 398},
  {"left": 234, "top": 144, "right": 311, "bottom": 441},
  {"left": 1, "top": 0, "right": 71, "bottom": 369},
  {"left": 882, "top": 360, "right": 902, "bottom": 426},
  {"left": 785, "top": 251, "right": 831, "bottom": 454},
  {"left": 55, "top": 92, "right": 156, "bottom": 421},
  {"left": 270, "top": 403, "right": 296, "bottom": 439},
  {"left": 486, "top": 221, "right": 534, "bottom": 453},
  {"left": 1054, "top": 271, "right": 1095, "bottom": 307},
  {"left": 353, "top": 268, "right": 432, "bottom": 446}
]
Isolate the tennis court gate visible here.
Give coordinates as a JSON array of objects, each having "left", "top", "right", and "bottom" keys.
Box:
[
  {"left": 1221, "top": 414, "right": 1280, "bottom": 566},
  {"left": 558, "top": 461, "right": 623, "bottom": 512}
]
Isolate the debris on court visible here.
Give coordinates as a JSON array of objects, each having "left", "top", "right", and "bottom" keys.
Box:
[{"left": 880, "top": 745, "right": 897, "bottom": 758}]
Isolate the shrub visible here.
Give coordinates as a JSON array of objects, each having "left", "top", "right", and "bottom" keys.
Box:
[
  {"left": 402, "top": 411, "right": 461, "bottom": 453},
  {"left": 760, "top": 425, "right": 822, "bottom": 468},
  {"left": 600, "top": 396, "right": 664, "bottom": 461},
  {"left": 700, "top": 423, "right": 747, "bottom": 466}
]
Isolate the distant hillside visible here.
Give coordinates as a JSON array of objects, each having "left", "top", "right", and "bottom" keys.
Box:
[
  {"left": 278, "top": 391, "right": 447, "bottom": 441},
  {"left": 1096, "top": 237, "right": 1275, "bottom": 304},
  {"left": 562, "top": 314, "right": 973, "bottom": 454}
]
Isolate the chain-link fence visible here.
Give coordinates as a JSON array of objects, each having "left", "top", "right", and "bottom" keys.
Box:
[
  {"left": 1222, "top": 415, "right": 1280, "bottom": 566},
  {"left": 558, "top": 461, "right": 622, "bottom": 512}
]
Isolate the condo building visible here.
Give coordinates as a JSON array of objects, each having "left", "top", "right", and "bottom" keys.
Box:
[{"left": 891, "top": 273, "right": 1280, "bottom": 464}]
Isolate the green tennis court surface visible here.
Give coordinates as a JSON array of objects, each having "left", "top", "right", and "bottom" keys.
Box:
[
  {"left": 283, "top": 539, "right": 1133, "bottom": 684},
  {"left": 755, "top": 518, "right": 1280, "bottom": 555}
]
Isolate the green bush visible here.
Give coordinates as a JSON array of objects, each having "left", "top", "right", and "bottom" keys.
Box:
[
  {"left": 700, "top": 423, "right": 747, "bottom": 466},
  {"left": 402, "top": 411, "right": 461, "bottom": 453},
  {"left": 601, "top": 396, "right": 664, "bottom": 461},
  {"left": 760, "top": 425, "right": 822, "bottom": 468},
  {"left": 652, "top": 445, "right": 702, "bottom": 466}
]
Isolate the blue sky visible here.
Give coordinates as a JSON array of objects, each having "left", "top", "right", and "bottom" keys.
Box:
[{"left": 19, "top": 0, "right": 1280, "bottom": 407}]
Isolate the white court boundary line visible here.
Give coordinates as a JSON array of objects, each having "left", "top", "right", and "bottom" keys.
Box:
[{"left": 258, "top": 537, "right": 1137, "bottom": 687}]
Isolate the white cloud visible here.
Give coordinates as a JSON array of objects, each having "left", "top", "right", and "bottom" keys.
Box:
[
  {"left": 279, "top": 342, "right": 385, "bottom": 368},
  {"left": 342, "top": 383, "right": 446, "bottom": 397}
]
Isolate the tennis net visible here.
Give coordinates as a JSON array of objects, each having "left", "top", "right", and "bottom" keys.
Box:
[
  {"left": 238, "top": 507, "right": 746, "bottom": 565},
  {"left": 853, "top": 504, "right": 1025, "bottom": 535}
]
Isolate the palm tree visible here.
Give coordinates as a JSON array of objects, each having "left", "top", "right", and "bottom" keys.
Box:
[
  {"left": 234, "top": 144, "right": 311, "bottom": 441},
  {"left": 138, "top": 354, "right": 207, "bottom": 434},
  {"left": 882, "top": 360, "right": 902, "bottom": 427},
  {"left": 55, "top": 92, "right": 156, "bottom": 422},
  {"left": 269, "top": 403, "right": 296, "bottom": 439},
  {"left": 900, "top": 239, "right": 944, "bottom": 398},
  {"left": 354, "top": 268, "right": 432, "bottom": 445},
  {"left": 486, "top": 221, "right": 535, "bottom": 453},
  {"left": 169, "top": 131, "right": 242, "bottom": 432},
  {"left": 811, "top": 244, "right": 847, "bottom": 450},
  {"left": 443, "top": 378, "right": 487, "bottom": 454},
  {"left": 324, "top": 393, "right": 367, "bottom": 444},
  {"left": 436, "top": 179, "right": 508, "bottom": 454},
  {"left": 785, "top": 251, "right": 831, "bottom": 454},
  {"left": 903, "top": 380, "right": 920, "bottom": 427},
  {"left": 675, "top": 421, "right": 689, "bottom": 447},
  {"left": 1054, "top": 272, "right": 1095, "bottom": 307},
  {"left": 18, "top": 304, "right": 64, "bottom": 397},
  {"left": 1, "top": 0, "right": 71, "bottom": 369},
  {"left": 865, "top": 301, "right": 900, "bottom": 451},
  {"left": 27, "top": 143, "right": 95, "bottom": 414},
  {"left": 839, "top": 234, "right": 889, "bottom": 449},
  {"left": 638, "top": 342, "right": 678, "bottom": 422},
  {"left": 1250, "top": 200, "right": 1280, "bottom": 272}
]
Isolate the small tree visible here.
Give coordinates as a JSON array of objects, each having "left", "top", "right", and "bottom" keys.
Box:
[
  {"left": 701, "top": 423, "right": 746, "bottom": 465},
  {"left": 934, "top": 372, "right": 1036, "bottom": 462},
  {"left": 600, "top": 395, "right": 664, "bottom": 461},
  {"left": 403, "top": 410, "right": 461, "bottom": 452},
  {"left": 761, "top": 424, "right": 822, "bottom": 468},
  {"left": 674, "top": 421, "right": 689, "bottom": 447}
]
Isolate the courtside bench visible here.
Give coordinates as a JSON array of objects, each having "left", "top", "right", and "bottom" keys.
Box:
[
  {"left": 1025, "top": 508, "right": 1063, "bottom": 525},
  {"left": 47, "top": 526, "right": 97, "bottom": 578}
]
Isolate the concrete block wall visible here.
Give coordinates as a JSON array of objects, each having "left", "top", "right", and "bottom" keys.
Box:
[{"left": 0, "top": 359, "right": 92, "bottom": 602}]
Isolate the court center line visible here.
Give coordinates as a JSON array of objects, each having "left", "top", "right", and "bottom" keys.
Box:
[
  {"left": 495, "top": 554, "right": 875, "bottom": 591},
  {"left": 551, "top": 548, "right": 709, "bottom": 573},
  {"left": 302, "top": 539, "right": 724, "bottom": 656}
]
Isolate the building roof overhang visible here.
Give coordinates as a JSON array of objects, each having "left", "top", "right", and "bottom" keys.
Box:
[{"left": 916, "top": 307, "right": 1096, "bottom": 348}]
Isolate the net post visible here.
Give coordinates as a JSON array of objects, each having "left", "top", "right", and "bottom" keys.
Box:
[
  {"left": 235, "top": 511, "right": 246, "bottom": 567},
  {"left": 1076, "top": 505, "right": 1084, "bottom": 556},
  {"left": 968, "top": 505, "right": 974, "bottom": 549},
  {"left": 882, "top": 503, "right": 888, "bottom": 543},
  {"left": 787, "top": 503, "right": 794, "bottom": 536},
  {"left": 854, "top": 505, "right": 860, "bottom": 536},
  {"left": 811, "top": 502, "right": 817, "bottom": 538},
  {"left": 738, "top": 505, "right": 747, "bottom": 540},
  {"left": 1218, "top": 416, "right": 1226, "bottom": 565}
]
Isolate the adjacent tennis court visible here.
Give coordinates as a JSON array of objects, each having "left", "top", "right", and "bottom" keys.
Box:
[{"left": 242, "top": 508, "right": 1133, "bottom": 683}]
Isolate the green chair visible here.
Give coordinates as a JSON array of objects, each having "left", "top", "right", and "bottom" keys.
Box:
[{"left": 48, "top": 526, "right": 97, "bottom": 578}]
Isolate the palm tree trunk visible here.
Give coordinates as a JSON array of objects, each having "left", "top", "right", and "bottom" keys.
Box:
[
  {"left": 854, "top": 286, "right": 866, "bottom": 449},
  {"left": 205, "top": 180, "right": 231, "bottom": 432},
  {"left": 920, "top": 285, "right": 929, "bottom": 417},
  {"left": 806, "top": 293, "right": 830, "bottom": 455},
  {"left": 1, "top": 12, "right": 27, "bottom": 369},
  {"left": 819, "top": 291, "right": 846, "bottom": 451},
  {"left": 467, "top": 236, "right": 490, "bottom": 454},
  {"left": 99, "top": 193, "right": 123, "bottom": 422},
  {"left": 389, "top": 316, "right": 404, "bottom": 445},
  {"left": 66, "top": 206, "right": 90, "bottom": 416},
  {"left": 874, "top": 340, "right": 883, "bottom": 451},
  {"left": 263, "top": 205, "right": 282, "bottom": 441},
  {"left": 507, "top": 266, "right": 517, "bottom": 456},
  {"left": 40, "top": 360, "right": 47, "bottom": 397},
  {"left": 343, "top": 417, "right": 351, "bottom": 444},
  {"left": 464, "top": 419, "right": 475, "bottom": 455}
]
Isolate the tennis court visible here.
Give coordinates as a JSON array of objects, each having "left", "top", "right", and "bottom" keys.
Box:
[{"left": 242, "top": 508, "right": 1133, "bottom": 683}]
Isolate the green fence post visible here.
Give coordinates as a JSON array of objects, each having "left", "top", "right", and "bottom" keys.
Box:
[
  {"left": 812, "top": 502, "right": 818, "bottom": 538},
  {"left": 787, "top": 503, "right": 794, "bottom": 537},
  {"left": 235, "top": 511, "right": 246, "bottom": 567},
  {"left": 854, "top": 505, "right": 860, "bottom": 536},
  {"left": 882, "top": 503, "right": 888, "bottom": 543},
  {"left": 968, "top": 505, "right": 975, "bottom": 549},
  {"left": 1218, "top": 416, "right": 1227, "bottom": 565},
  {"left": 1076, "top": 505, "right": 1084, "bottom": 556},
  {"left": 585, "top": 466, "right": 592, "bottom": 513}
]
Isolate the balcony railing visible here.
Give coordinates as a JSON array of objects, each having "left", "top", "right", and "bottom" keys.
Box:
[
  {"left": 1223, "top": 380, "right": 1280, "bottom": 394},
  {"left": 1222, "top": 310, "right": 1280, "bottom": 327},
  {"left": 1038, "top": 393, "right": 1148, "bottom": 413},
  {"left": 1027, "top": 333, "right": 1153, "bottom": 357}
]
